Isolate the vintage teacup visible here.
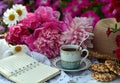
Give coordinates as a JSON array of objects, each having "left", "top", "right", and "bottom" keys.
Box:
[{"left": 60, "top": 45, "right": 89, "bottom": 70}]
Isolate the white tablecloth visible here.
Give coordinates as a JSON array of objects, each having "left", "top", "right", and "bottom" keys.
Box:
[
  {"left": 0, "top": 52, "right": 120, "bottom": 83},
  {"left": 0, "top": 39, "right": 119, "bottom": 83},
  {"left": 0, "top": 68, "right": 120, "bottom": 83}
]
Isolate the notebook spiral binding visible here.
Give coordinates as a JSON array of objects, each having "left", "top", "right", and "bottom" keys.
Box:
[{"left": 10, "top": 61, "right": 40, "bottom": 76}]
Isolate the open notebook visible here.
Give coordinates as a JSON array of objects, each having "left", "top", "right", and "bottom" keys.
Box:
[{"left": 0, "top": 52, "right": 60, "bottom": 83}]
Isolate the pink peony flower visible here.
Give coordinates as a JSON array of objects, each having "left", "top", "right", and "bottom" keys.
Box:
[
  {"left": 35, "top": 6, "right": 60, "bottom": 22},
  {"left": 61, "top": 27, "right": 86, "bottom": 45},
  {"left": 25, "top": 35, "right": 36, "bottom": 51},
  {"left": 70, "top": 17, "right": 93, "bottom": 32},
  {"left": 5, "top": 24, "right": 31, "bottom": 44},
  {"left": 19, "top": 13, "right": 40, "bottom": 30},
  {"left": 25, "top": 21, "right": 64, "bottom": 58},
  {"left": 62, "top": 13, "right": 73, "bottom": 30},
  {"left": 61, "top": 17, "right": 94, "bottom": 48},
  {"left": 81, "top": 11, "right": 100, "bottom": 27}
]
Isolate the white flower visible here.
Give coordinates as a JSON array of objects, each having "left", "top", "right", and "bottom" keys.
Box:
[
  {"left": 11, "top": 45, "right": 30, "bottom": 54},
  {"left": 3, "top": 9, "right": 19, "bottom": 26},
  {"left": 0, "top": 39, "right": 10, "bottom": 59},
  {"left": 13, "top": 4, "right": 27, "bottom": 21}
]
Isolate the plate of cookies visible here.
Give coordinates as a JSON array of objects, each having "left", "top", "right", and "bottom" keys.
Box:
[
  {"left": 90, "top": 60, "right": 120, "bottom": 82},
  {"left": 51, "top": 57, "right": 91, "bottom": 72}
]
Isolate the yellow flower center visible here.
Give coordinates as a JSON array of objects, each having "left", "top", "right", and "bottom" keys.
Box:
[
  {"left": 9, "top": 14, "right": 15, "bottom": 21},
  {"left": 15, "top": 46, "right": 22, "bottom": 52},
  {"left": 16, "top": 9, "right": 22, "bottom": 16}
]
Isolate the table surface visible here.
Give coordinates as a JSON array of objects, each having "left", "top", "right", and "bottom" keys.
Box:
[
  {"left": 0, "top": 69, "right": 120, "bottom": 83},
  {"left": 0, "top": 39, "right": 119, "bottom": 83},
  {"left": 0, "top": 58, "right": 120, "bottom": 83}
]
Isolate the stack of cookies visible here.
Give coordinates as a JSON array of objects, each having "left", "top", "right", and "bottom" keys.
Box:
[{"left": 90, "top": 60, "right": 120, "bottom": 82}]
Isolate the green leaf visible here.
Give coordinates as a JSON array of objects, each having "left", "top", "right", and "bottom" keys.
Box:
[
  {"left": 60, "top": 0, "right": 72, "bottom": 8},
  {"left": 118, "top": 28, "right": 120, "bottom": 31},
  {"left": 115, "top": 23, "right": 117, "bottom": 29}
]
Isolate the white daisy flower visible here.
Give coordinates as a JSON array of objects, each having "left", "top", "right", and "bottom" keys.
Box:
[
  {"left": 13, "top": 4, "right": 27, "bottom": 21},
  {"left": 3, "top": 9, "right": 19, "bottom": 26},
  {"left": 11, "top": 45, "right": 30, "bottom": 54}
]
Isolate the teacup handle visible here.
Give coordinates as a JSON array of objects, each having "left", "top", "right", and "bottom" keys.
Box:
[{"left": 80, "top": 49, "right": 89, "bottom": 65}]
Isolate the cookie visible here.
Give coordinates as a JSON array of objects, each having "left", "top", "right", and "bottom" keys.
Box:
[
  {"left": 92, "top": 72, "right": 117, "bottom": 82},
  {"left": 90, "top": 63, "right": 109, "bottom": 72},
  {"left": 105, "top": 60, "right": 120, "bottom": 75}
]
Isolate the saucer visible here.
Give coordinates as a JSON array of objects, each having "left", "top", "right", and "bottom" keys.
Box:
[{"left": 51, "top": 57, "right": 91, "bottom": 72}]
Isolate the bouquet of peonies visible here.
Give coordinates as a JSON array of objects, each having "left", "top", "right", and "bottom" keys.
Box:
[
  {"left": 3, "top": 4, "right": 93, "bottom": 58},
  {"left": 1, "top": 0, "right": 120, "bottom": 60}
]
